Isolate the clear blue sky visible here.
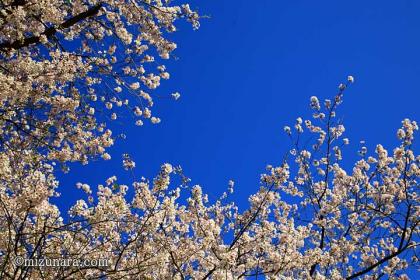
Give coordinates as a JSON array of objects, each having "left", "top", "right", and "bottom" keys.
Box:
[{"left": 59, "top": 0, "right": 419, "bottom": 214}]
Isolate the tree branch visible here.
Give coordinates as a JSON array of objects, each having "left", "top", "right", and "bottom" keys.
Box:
[
  {"left": 0, "top": 3, "right": 102, "bottom": 51},
  {"left": 346, "top": 205, "right": 414, "bottom": 280}
]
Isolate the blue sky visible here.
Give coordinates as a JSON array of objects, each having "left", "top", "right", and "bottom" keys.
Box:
[{"left": 59, "top": 0, "right": 419, "bottom": 213}]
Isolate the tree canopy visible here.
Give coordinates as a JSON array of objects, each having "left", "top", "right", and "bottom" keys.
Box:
[{"left": 0, "top": 1, "right": 418, "bottom": 279}]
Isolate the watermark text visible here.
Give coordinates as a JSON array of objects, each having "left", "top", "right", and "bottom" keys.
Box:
[{"left": 14, "top": 256, "right": 109, "bottom": 268}]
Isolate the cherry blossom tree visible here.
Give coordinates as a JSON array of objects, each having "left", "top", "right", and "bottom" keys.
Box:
[
  {"left": 1, "top": 77, "right": 418, "bottom": 279},
  {"left": 0, "top": 0, "right": 199, "bottom": 170},
  {"left": 0, "top": 1, "right": 418, "bottom": 280}
]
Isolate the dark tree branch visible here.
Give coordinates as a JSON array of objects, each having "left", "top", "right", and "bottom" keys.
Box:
[
  {"left": 0, "top": 3, "right": 102, "bottom": 51},
  {"left": 346, "top": 205, "right": 414, "bottom": 280},
  {"left": 346, "top": 244, "right": 410, "bottom": 280}
]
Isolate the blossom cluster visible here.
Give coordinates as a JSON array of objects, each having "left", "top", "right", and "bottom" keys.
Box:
[
  {"left": 0, "top": 0, "right": 199, "bottom": 171},
  {"left": 0, "top": 74, "right": 418, "bottom": 279}
]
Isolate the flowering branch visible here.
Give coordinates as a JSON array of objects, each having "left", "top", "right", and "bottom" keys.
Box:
[{"left": 0, "top": 4, "right": 103, "bottom": 51}]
